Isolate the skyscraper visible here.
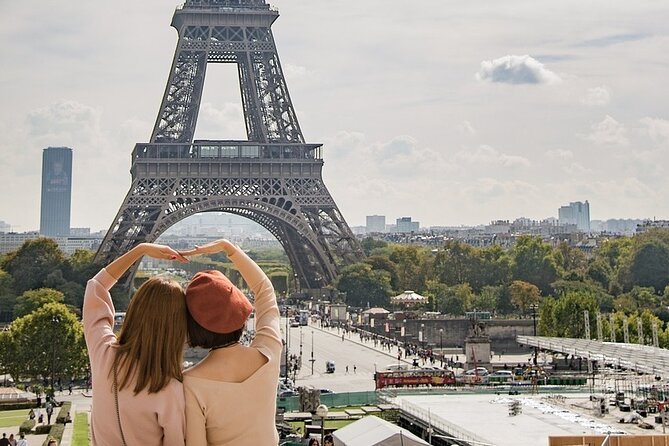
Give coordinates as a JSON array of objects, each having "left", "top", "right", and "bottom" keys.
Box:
[
  {"left": 558, "top": 200, "right": 590, "bottom": 232},
  {"left": 40, "top": 147, "right": 72, "bottom": 237},
  {"left": 366, "top": 215, "right": 386, "bottom": 233}
]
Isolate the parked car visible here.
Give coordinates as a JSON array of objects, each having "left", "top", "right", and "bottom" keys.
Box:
[
  {"left": 489, "top": 370, "right": 514, "bottom": 382},
  {"left": 319, "top": 388, "right": 333, "bottom": 394},
  {"left": 464, "top": 367, "right": 489, "bottom": 376}
]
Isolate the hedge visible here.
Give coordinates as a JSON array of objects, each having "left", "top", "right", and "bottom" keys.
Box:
[{"left": 19, "top": 419, "right": 35, "bottom": 434}]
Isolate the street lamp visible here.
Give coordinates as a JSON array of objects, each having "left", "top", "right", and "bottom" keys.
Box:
[
  {"left": 402, "top": 319, "right": 407, "bottom": 350},
  {"left": 420, "top": 323, "right": 425, "bottom": 350},
  {"left": 50, "top": 316, "right": 60, "bottom": 396},
  {"left": 316, "top": 404, "right": 329, "bottom": 445},
  {"left": 439, "top": 328, "right": 444, "bottom": 367},
  {"left": 530, "top": 303, "right": 539, "bottom": 365},
  {"left": 285, "top": 304, "right": 290, "bottom": 378},
  {"left": 310, "top": 330, "right": 315, "bottom": 375}
]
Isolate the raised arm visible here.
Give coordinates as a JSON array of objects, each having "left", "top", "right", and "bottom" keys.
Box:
[
  {"left": 105, "top": 243, "right": 188, "bottom": 280},
  {"left": 83, "top": 244, "right": 188, "bottom": 362}
]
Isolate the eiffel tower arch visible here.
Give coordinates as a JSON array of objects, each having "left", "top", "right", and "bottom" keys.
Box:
[{"left": 96, "top": 0, "right": 364, "bottom": 289}]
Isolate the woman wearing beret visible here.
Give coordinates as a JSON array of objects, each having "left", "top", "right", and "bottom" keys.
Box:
[
  {"left": 83, "top": 243, "right": 189, "bottom": 446},
  {"left": 180, "top": 239, "right": 281, "bottom": 446}
]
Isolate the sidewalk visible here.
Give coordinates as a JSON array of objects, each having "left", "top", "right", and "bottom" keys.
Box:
[
  {"left": 58, "top": 403, "right": 75, "bottom": 446},
  {"left": 313, "top": 322, "right": 536, "bottom": 371}
]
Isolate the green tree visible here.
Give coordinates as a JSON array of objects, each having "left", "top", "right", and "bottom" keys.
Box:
[
  {"left": 0, "top": 302, "right": 88, "bottom": 383},
  {"left": 472, "top": 286, "right": 498, "bottom": 313},
  {"left": 0, "top": 238, "right": 66, "bottom": 294},
  {"left": 551, "top": 291, "right": 598, "bottom": 338},
  {"left": 13, "top": 288, "right": 65, "bottom": 318},
  {"left": 335, "top": 263, "right": 391, "bottom": 308},
  {"left": 475, "top": 246, "right": 512, "bottom": 290},
  {"left": 511, "top": 236, "right": 558, "bottom": 294},
  {"left": 431, "top": 283, "right": 474, "bottom": 315},
  {"left": 508, "top": 280, "right": 541, "bottom": 316},
  {"left": 586, "top": 259, "right": 613, "bottom": 291},
  {"left": 364, "top": 255, "right": 400, "bottom": 291},
  {"left": 432, "top": 240, "right": 478, "bottom": 287},
  {"left": 360, "top": 237, "right": 389, "bottom": 256},
  {"left": 554, "top": 241, "right": 588, "bottom": 280},
  {"left": 0, "top": 269, "right": 16, "bottom": 321},
  {"left": 388, "top": 245, "right": 427, "bottom": 292},
  {"left": 628, "top": 240, "right": 669, "bottom": 292}
]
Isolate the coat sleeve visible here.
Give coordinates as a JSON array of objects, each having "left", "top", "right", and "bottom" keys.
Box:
[
  {"left": 82, "top": 269, "right": 118, "bottom": 366},
  {"left": 229, "top": 249, "right": 282, "bottom": 358}
]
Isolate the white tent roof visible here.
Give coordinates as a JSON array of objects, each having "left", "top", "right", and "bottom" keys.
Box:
[
  {"left": 391, "top": 290, "right": 428, "bottom": 304},
  {"left": 333, "top": 415, "right": 429, "bottom": 446},
  {"left": 363, "top": 307, "right": 391, "bottom": 315}
]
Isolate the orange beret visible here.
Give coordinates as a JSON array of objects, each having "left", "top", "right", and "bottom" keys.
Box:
[{"left": 185, "top": 270, "right": 252, "bottom": 334}]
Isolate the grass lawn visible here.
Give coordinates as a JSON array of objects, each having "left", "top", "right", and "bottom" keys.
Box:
[
  {"left": 72, "top": 412, "right": 90, "bottom": 446},
  {"left": 0, "top": 409, "right": 29, "bottom": 428}
]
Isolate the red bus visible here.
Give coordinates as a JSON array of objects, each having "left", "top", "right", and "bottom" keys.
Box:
[{"left": 375, "top": 369, "right": 456, "bottom": 389}]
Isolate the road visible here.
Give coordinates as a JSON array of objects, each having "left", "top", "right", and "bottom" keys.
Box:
[{"left": 283, "top": 320, "right": 408, "bottom": 392}]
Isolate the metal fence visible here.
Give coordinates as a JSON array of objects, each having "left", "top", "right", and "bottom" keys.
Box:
[{"left": 277, "top": 391, "right": 380, "bottom": 412}]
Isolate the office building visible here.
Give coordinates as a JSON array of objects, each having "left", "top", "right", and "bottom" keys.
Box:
[
  {"left": 40, "top": 147, "right": 72, "bottom": 237},
  {"left": 558, "top": 201, "right": 590, "bottom": 232},
  {"left": 396, "top": 217, "right": 420, "bottom": 233},
  {"left": 366, "top": 215, "right": 386, "bottom": 233}
]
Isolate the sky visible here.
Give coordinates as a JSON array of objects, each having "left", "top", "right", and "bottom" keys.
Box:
[{"left": 1, "top": 0, "right": 669, "bottom": 232}]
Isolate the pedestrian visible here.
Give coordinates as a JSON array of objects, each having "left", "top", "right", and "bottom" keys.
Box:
[
  {"left": 345, "top": 365, "right": 349, "bottom": 374},
  {"left": 15, "top": 433, "right": 27, "bottom": 446},
  {"left": 323, "top": 434, "right": 334, "bottom": 446},
  {"left": 28, "top": 409, "right": 35, "bottom": 420},
  {"left": 68, "top": 384, "right": 72, "bottom": 395},
  {"left": 45, "top": 402, "right": 53, "bottom": 425},
  {"left": 0, "top": 433, "right": 10, "bottom": 446},
  {"left": 308, "top": 439, "right": 319, "bottom": 446},
  {"left": 83, "top": 243, "right": 189, "bottom": 445},
  {"left": 181, "top": 239, "right": 281, "bottom": 445},
  {"left": 38, "top": 413, "right": 43, "bottom": 424},
  {"left": 8, "top": 434, "right": 15, "bottom": 446},
  {"left": 47, "top": 440, "right": 57, "bottom": 446},
  {"left": 353, "top": 365, "right": 357, "bottom": 374}
]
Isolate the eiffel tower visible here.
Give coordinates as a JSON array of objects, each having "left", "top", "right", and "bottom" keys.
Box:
[{"left": 96, "top": 0, "right": 364, "bottom": 289}]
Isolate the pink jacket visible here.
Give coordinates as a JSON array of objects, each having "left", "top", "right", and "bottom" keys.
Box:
[{"left": 83, "top": 269, "right": 185, "bottom": 446}]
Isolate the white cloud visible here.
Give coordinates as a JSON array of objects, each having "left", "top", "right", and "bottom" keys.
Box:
[
  {"left": 564, "top": 162, "right": 592, "bottom": 175},
  {"left": 454, "top": 145, "right": 530, "bottom": 168},
  {"left": 26, "top": 100, "right": 103, "bottom": 148},
  {"left": 195, "top": 102, "right": 246, "bottom": 139},
  {"left": 585, "top": 115, "right": 628, "bottom": 145},
  {"left": 283, "top": 63, "right": 312, "bottom": 80},
  {"left": 458, "top": 120, "right": 476, "bottom": 136},
  {"left": 475, "top": 55, "right": 562, "bottom": 85},
  {"left": 640, "top": 117, "right": 669, "bottom": 146},
  {"left": 546, "top": 149, "right": 574, "bottom": 160},
  {"left": 582, "top": 86, "right": 611, "bottom": 106}
]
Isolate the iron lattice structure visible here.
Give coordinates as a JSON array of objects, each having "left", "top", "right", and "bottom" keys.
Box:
[{"left": 96, "top": 0, "right": 364, "bottom": 288}]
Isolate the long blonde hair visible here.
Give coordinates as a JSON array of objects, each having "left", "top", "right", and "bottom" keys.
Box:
[{"left": 112, "top": 276, "right": 187, "bottom": 394}]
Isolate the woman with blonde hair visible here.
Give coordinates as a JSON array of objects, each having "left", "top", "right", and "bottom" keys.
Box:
[
  {"left": 83, "top": 243, "right": 189, "bottom": 445},
  {"left": 180, "top": 239, "right": 281, "bottom": 445}
]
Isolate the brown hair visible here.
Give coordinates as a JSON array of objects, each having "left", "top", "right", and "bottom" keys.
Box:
[
  {"left": 112, "top": 276, "right": 187, "bottom": 394},
  {"left": 187, "top": 310, "right": 243, "bottom": 349}
]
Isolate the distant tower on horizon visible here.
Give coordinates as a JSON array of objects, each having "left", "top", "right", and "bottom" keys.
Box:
[
  {"left": 396, "top": 216, "right": 420, "bottom": 233},
  {"left": 40, "top": 147, "right": 72, "bottom": 237},
  {"left": 366, "top": 215, "right": 386, "bottom": 233},
  {"left": 558, "top": 200, "right": 590, "bottom": 232}
]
